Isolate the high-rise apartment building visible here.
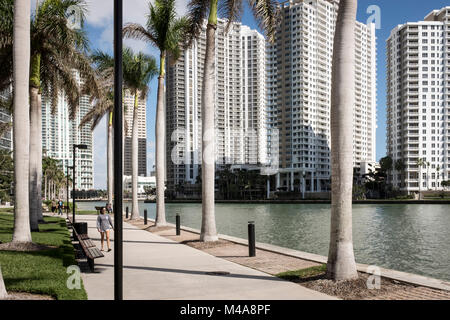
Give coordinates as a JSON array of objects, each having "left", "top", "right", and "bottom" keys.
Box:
[
  {"left": 123, "top": 89, "right": 147, "bottom": 177},
  {"left": 267, "top": 0, "right": 377, "bottom": 194},
  {"left": 166, "top": 19, "right": 267, "bottom": 187},
  {"left": 387, "top": 7, "right": 450, "bottom": 192},
  {"left": 0, "top": 89, "right": 12, "bottom": 151},
  {"left": 42, "top": 71, "right": 94, "bottom": 190}
]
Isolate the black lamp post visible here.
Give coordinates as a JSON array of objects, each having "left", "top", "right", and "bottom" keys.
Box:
[
  {"left": 114, "top": 0, "right": 124, "bottom": 301},
  {"left": 66, "top": 165, "right": 73, "bottom": 218},
  {"left": 72, "top": 144, "right": 88, "bottom": 223}
]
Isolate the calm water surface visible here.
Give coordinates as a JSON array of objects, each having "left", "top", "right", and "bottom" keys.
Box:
[{"left": 77, "top": 201, "right": 450, "bottom": 281}]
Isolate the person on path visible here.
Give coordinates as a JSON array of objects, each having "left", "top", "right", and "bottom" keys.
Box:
[
  {"left": 58, "top": 199, "right": 63, "bottom": 216},
  {"left": 51, "top": 200, "right": 56, "bottom": 214},
  {"left": 96, "top": 207, "right": 114, "bottom": 252},
  {"left": 106, "top": 203, "right": 113, "bottom": 214}
]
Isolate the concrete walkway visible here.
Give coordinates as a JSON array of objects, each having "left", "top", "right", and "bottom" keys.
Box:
[{"left": 75, "top": 215, "right": 336, "bottom": 300}]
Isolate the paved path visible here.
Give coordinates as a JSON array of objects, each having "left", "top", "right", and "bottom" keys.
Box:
[{"left": 75, "top": 215, "right": 336, "bottom": 300}]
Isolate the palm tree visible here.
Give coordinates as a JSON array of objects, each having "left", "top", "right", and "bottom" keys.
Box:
[
  {"left": 125, "top": 48, "right": 158, "bottom": 219},
  {"left": 80, "top": 68, "right": 115, "bottom": 205},
  {"left": 186, "top": 0, "right": 277, "bottom": 241},
  {"left": 426, "top": 161, "right": 430, "bottom": 190},
  {"left": 416, "top": 158, "right": 425, "bottom": 199},
  {"left": 93, "top": 48, "right": 157, "bottom": 220},
  {"left": 0, "top": 266, "right": 7, "bottom": 299},
  {"left": 1, "top": 0, "right": 100, "bottom": 229},
  {"left": 326, "top": 0, "right": 359, "bottom": 281},
  {"left": 394, "top": 159, "right": 405, "bottom": 188},
  {"left": 123, "top": 0, "right": 188, "bottom": 226},
  {"left": 11, "top": 0, "right": 32, "bottom": 243}
]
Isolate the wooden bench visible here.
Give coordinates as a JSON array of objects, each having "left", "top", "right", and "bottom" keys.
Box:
[{"left": 70, "top": 220, "right": 104, "bottom": 272}]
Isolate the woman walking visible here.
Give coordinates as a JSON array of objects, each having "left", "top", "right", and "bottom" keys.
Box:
[{"left": 96, "top": 207, "right": 114, "bottom": 252}]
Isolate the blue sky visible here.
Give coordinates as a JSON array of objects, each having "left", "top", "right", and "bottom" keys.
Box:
[{"left": 83, "top": 0, "right": 450, "bottom": 189}]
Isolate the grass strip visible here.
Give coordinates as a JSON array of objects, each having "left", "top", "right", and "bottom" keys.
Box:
[
  {"left": 0, "top": 211, "right": 87, "bottom": 300},
  {"left": 276, "top": 264, "right": 327, "bottom": 281}
]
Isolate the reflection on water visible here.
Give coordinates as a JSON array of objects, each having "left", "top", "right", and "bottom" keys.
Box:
[{"left": 77, "top": 201, "right": 450, "bottom": 281}]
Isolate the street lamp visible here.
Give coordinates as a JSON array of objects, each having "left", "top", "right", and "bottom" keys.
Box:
[
  {"left": 66, "top": 165, "right": 73, "bottom": 218},
  {"left": 114, "top": 0, "right": 124, "bottom": 301},
  {"left": 72, "top": 144, "right": 88, "bottom": 223}
]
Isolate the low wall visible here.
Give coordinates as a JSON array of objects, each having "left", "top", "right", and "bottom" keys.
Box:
[
  {"left": 145, "top": 217, "right": 450, "bottom": 292},
  {"left": 143, "top": 199, "right": 450, "bottom": 204}
]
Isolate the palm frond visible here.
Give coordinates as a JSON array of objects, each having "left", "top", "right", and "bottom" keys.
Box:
[
  {"left": 247, "top": 0, "right": 279, "bottom": 42},
  {"left": 185, "top": 0, "right": 209, "bottom": 48},
  {"left": 123, "top": 23, "right": 158, "bottom": 47},
  {"left": 0, "top": 0, "right": 13, "bottom": 49},
  {"left": 0, "top": 121, "right": 11, "bottom": 139},
  {"left": 0, "top": 91, "right": 12, "bottom": 113},
  {"left": 219, "top": 0, "right": 244, "bottom": 33},
  {"left": 166, "top": 16, "right": 190, "bottom": 63}
]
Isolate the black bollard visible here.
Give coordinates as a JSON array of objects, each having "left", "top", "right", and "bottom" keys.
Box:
[
  {"left": 248, "top": 221, "right": 256, "bottom": 257},
  {"left": 176, "top": 214, "right": 180, "bottom": 236},
  {"left": 144, "top": 209, "right": 147, "bottom": 225},
  {"left": 126, "top": 206, "right": 128, "bottom": 219}
]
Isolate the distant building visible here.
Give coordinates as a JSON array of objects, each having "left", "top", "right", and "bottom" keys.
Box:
[
  {"left": 123, "top": 89, "right": 147, "bottom": 177},
  {"left": 123, "top": 175, "right": 156, "bottom": 198},
  {"left": 0, "top": 89, "right": 12, "bottom": 151},
  {"left": 354, "top": 161, "right": 380, "bottom": 186},
  {"left": 267, "top": 0, "right": 377, "bottom": 195},
  {"left": 165, "top": 19, "right": 267, "bottom": 189},
  {"left": 42, "top": 71, "right": 94, "bottom": 190},
  {"left": 386, "top": 6, "right": 450, "bottom": 192}
]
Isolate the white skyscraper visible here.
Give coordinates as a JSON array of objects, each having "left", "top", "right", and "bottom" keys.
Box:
[
  {"left": 387, "top": 6, "right": 450, "bottom": 192},
  {"left": 267, "top": 0, "right": 377, "bottom": 194},
  {"left": 166, "top": 19, "right": 267, "bottom": 187},
  {"left": 42, "top": 71, "right": 94, "bottom": 190}
]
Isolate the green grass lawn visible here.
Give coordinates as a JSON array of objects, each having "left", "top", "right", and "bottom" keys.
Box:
[
  {"left": 0, "top": 211, "right": 87, "bottom": 300},
  {"left": 76, "top": 210, "right": 98, "bottom": 215},
  {"left": 276, "top": 264, "right": 327, "bottom": 281}
]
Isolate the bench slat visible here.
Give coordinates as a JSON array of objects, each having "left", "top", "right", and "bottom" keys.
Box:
[
  {"left": 84, "top": 239, "right": 95, "bottom": 248},
  {"left": 88, "top": 247, "right": 104, "bottom": 259}
]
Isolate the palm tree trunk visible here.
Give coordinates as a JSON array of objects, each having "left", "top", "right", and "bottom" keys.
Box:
[
  {"left": 12, "top": 0, "right": 32, "bottom": 243},
  {"left": 44, "top": 174, "right": 47, "bottom": 201},
  {"left": 107, "top": 111, "right": 114, "bottom": 205},
  {"left": 130, "top": 91, "right": 140, "bottom": 219},
  {"left": 200, "top": 0, "right": 219, "bottom": 242},
  {"left": 30, "top": 53, "right": 43, "bottom": 225},
  {"left": 29, "top": 86, "right": 40, "bottom": 231},
  {"left": 36, "top": 93, "right": 44, "bottom": 222},
  {"left": 326, "top": 0, "right": 358, "bottom": 281},
  {"left": 155, "top": 53, "right": 167, "bottom": 226},
  {"left": 0, "top": 266, "right": 7, "bottom": 299}
]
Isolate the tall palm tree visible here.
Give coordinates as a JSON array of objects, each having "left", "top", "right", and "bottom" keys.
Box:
[
  {"left": 394, "top": 159, "right": 405, "bottom": 188},
  {"left": 1, "top": 0, "right": 100, "bottom": 229},
  {"left": 11, "top": 0, "right": 32, "bottom": 243},
  {"left": 30, "top": 0, "right": 99, "bottom": 228},
  {"left": 80, "top": 67, "right": 115, "bottom": 205},
  {"left": 124, "top": 48, "right": 158, "bottom": 219},
  {"left": 91, "top": 48, "right": 158, "bottom": 219},
  {"left": 326, "top": 0, "right": 359, "bottom": 281},
  {"left": 186, "top": 0, "right": 277, "bottom": 241},
  {"left": 123, "top": 0, "right": 188, "bottom": 226}
]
